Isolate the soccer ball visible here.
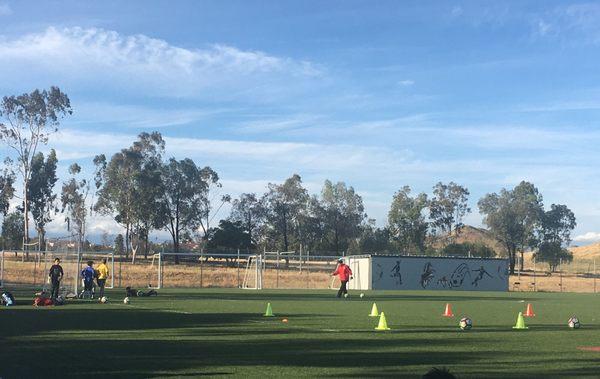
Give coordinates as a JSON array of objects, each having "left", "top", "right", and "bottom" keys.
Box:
[
  {"left": 568, "top": 316, "right": 581, "bottom": 329},
  {"left": 100, "top": 296, "right": 108, "bottom": 303},
  {"left": 344, "top": 293, "right": 348, "bottom": 298},
  {"left": 123, "top": 297, "right": 130, "bottom": 304},
  {"left": 459, "top": 317, "right": 473, "bottom": 330},
  {"left": 360, "top": 293, "right": 364, "bottom": 298}
]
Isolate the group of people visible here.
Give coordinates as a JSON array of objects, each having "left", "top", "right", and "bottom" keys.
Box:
[{"left": 47, "top": 257, "right": 110, "bottom": 301}]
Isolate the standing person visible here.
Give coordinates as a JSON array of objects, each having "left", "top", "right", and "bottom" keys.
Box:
[
  {"left": 79, "top": 260, "right": 96, "bottom": 299},
  {"left": 332, "top": 258, "right": 353, "bottom": 298},
  {"left": 96, "top": 258, "right": 109, "bottom": 300},
  {"left": 48, "top": 258, "right": 64, "bottom": 300}
]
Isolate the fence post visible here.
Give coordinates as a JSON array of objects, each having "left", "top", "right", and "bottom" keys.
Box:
[
  {"left": 299, "top": 244, "right": 302, "bottom": 273},
  {"left": 0, "top": 250, "right": 4, "bottom": 287},
  {"left": 110, "top": 252, "right": 115, "bottom": 289},
  {"left": 559, "top": 258, "right": 563, "bottom": 292},
  {"left": 533, "top": 256, "right": 537, "bottom": 291},
  {"left": 594, "top": 259, "right": 597, "bottom": 294},
  {"left": 306, "top": 250, "right": 310, "bottom": 289},
  {"left": 118, "top": 252, "right": 122, "bottom": 288},
  {"left": 200, "top": 252, "right": 204, "bottom": 288},
  {"left": 158, "top": 251, "right": 163, "bottom": 289},
  {"left": 276, "top": 251, "right": 280, "bottom": 289},
  {"left": 237, "top": 249, "right": 240, "bottom": 288}
]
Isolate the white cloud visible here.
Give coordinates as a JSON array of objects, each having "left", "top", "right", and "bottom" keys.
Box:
[
  {"left": 71, "top": 102, "right": 227, "bottom": 128},
  {"left": 574, "top": 232, "right": 600, "bottom": 243},
  {"left": 0, "top": 2, "right": 11, "bottom": 16},
  {"left": 398, "top": 80, "right": 415, "bottom": 86},
  {"left": 0, "top": 27, "right": 321, "bottom": 98}
]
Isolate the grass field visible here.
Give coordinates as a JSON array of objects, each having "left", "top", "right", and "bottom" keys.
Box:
[{"left": 1, "top": 288, "right": 600, "bottom": 378}]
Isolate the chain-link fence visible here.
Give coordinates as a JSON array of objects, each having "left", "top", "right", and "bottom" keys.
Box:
[
  {"left": 5, "top": 249, "right": 597, "bottom": 292},
  {"left": 0, "top": 250, "right": 343, "bottom": 291},
  {"left": 510, "top": 254, "right": 599, "bottom": 293}
]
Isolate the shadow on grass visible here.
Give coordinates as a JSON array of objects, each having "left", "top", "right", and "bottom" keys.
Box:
[{"left": 0, "top": 337, "right": 497, "bottom": 378}]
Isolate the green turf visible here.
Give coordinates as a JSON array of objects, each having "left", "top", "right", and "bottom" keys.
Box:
[{"left": 1, "top": 288, "right": 600, "bottom": 378}]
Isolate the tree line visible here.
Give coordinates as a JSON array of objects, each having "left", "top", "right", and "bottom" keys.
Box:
[{"left": 0, "top": 88, "right": 577, "bottom": 274}]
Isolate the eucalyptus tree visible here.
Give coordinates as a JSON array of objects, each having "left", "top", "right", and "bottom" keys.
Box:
[
  {"left": 0, "top": 87, "right": 71, "bottom": 247},
  {"left": 28, "top": 149, "right": 58, "bottom": 250},
  {"left": 388, "top": 186, "right": 429, "bottom": 254},
  {"left": 478, "top": 181, "right": 543, "bottom": 274}
]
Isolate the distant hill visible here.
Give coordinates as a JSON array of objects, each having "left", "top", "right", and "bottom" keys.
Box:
[
  {"left": 434, "top": 225, "right": 506, "bottom": 255},
  {"left": 570, "top": 242, "right": 600, "bottom": 260}
]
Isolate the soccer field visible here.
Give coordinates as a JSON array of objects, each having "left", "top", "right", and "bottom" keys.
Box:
[{"left": 1, "top": 288, "right": 599, "bottom": 378}]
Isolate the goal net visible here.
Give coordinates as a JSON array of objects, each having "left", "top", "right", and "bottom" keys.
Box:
[
  {"left": 242, "top": 254, "right": 263, "bottom": 289},
  {"left": 0, "top": 250, "right": 115, "bottom": 296}
]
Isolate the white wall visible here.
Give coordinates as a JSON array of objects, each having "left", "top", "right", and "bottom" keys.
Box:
[{"left": 348, "top": 255, "right": 509, "bottom": 291}]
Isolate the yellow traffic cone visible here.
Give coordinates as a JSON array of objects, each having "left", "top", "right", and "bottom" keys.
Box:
[
  {"left": 369, "top": 303, "right": 380, "bottom": 317},
  {"left": 512, "top": 311, "right": 528, "bottom": 330},
  {"left": 264, "top": 303, "right": 274, "bottom": 317},
  {"left": 375, "top": 312, "right": 391, "bottom": 331}
]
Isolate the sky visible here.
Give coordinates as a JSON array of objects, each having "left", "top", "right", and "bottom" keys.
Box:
[{"left": 1, "top": 0, "right": 600, "bottom": 244}]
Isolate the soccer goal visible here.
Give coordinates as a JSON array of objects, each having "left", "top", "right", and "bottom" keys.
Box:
[
  {"left": 148, "top": 252, "right": 162, "bottom": 289},
  {"left": 242, "top": 254, "right": 263, "bottom": 289},
  {"left": 0, "top": 250, "right": 115, "bottom": 296}
]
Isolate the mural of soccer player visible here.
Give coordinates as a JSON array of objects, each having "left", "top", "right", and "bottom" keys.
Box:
[
  {"left": 420, "top": 262, "right": 435, "bottom": 288},
  {"left": 437, "top": 275, "right": 449, "bottom": 288},
  {"left": 471, "top": 265, "right": 493, "bottom": 286},
  {"left": 373, "top": 263, "right": 384, "bottom": 284},
  {"left": 390, "top": 260, "right": 402, "bottom": 286},
  {"left": 449, "top": 263, "right": 470, "bottom": 288}
]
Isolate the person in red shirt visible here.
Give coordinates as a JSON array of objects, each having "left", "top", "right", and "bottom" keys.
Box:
[{"left": 332, "top": 258, "right": 353, "bottom": 298}]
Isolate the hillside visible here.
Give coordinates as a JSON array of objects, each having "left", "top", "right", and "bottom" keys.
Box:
[
  {"left": 432, "top": 225, "right": 505, "bottom": 255},
  {"left": 570, "top": 242, "right": 600, "bottom": 260}
]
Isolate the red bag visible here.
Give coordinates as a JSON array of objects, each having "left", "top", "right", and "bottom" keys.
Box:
[{"left": 33, "top": 297, "right": 53, "bottom": 307}]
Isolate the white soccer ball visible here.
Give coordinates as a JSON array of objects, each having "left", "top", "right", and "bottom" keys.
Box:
[
  {"left": 123, "top": 297, "right": 130, "bottom": 304},
  {"left": 344, "top": 293, "right": 348, "bottom": 298},
  {"left": 100, "top": 296, "right": 108, "bottom": 303},
  {"left": 360, "top": 293, "right": 364, "bottom": 298},
  {"left": 459, "top": 317, "right": 473, "bottom": 330},
  {"left": 568, "top": 316, "right": 581, "bottom": 329}
]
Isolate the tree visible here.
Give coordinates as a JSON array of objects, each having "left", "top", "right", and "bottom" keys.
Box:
[
  {"left": 94, "top": 132, "right": 164, "bottom": 256},
  {"left": 263, "top": 174, "right": 309, "bottom": 251},
  {"left": 208, "top": 220, "right": 252, "bottom": 250},
  {"left": 130, "top": 133, "right": 166, "bottom": 260},
  {"left": 0, "top": 87, "right": 71, "bottom": 247},
  {"left": 535, "top": 241, "right": 573, "bottom": 272},
  {"left": 160, "top": 158, "right": 208, "bottom": 257},
  {"left": 359, "top": 220, "right": 392, "bottom": 253},
  {"left": 388, "top": 186, "right": 429, "bottom": 254},
  {"left": 0, "top": 161, "right": 15, "bottom": 217},
  {"left": 28, "top": 149, "right": 58, "bottom": 250},
  {"left": 197, "top": 167, "right": 230, "bottom": 241},
  {"left": 229, "top": 193, "right": 266, "bottom": 246},
  {"left": 1, "top": 211, "right": 24, "bottom": 250},
  {"left": 319, "top": 180, "right": 366, "bottom": 253},
  {"left": 533, "top": 204, "right": 576, "bottom": 272},
  {"left": 478, "top": 181, "right": 543, "bottom": 274},
  {"left": 60, "top": 163, "right": 89, "bottom": 251},
  {"left": 114, "top": 234, "right": 125, "bottom": 255},
  {"left": 429, "top": 182, "right": 470, "bottom": 244}
]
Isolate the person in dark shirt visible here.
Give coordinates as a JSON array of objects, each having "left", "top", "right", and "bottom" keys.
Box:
[{"left": 48, "top": 258, "right": 64, "bottom": 300}]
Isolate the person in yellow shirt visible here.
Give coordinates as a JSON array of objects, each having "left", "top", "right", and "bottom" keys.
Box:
[{"left": 96, "top": 258, "right": 109, "bottom": 300}]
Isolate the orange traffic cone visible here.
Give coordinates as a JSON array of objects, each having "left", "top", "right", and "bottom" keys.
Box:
[
  {"left": 524, "top": 303, "right": 535, "bottom": 317},
  {"left": 442, "top": 303, "right": 454, "bottom": 317}
]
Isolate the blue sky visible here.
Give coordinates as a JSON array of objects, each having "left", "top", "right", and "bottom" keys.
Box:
[{"left": 1, "top": 0, "right": 600, "bottom": 244}]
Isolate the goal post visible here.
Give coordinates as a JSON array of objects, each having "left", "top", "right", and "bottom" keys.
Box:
[
  {"left": 242, "top": 254, "right": 263, "bottom": 289},
  {"left": 149, "top": 252, "right": 162, "bottom": 289}
]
